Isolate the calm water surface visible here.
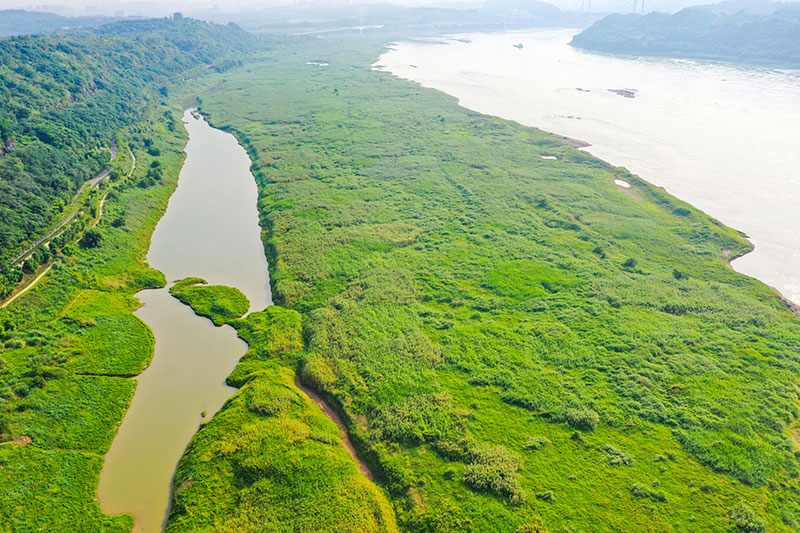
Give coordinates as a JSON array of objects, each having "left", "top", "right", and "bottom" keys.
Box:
[
  {"left": 378, "top": 30, "right": 800, "bottom": 303},
  {"left": 97, "top": 110, "right": 271, "bottom": 531}
]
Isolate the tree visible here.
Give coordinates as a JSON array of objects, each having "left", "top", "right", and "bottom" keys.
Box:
[{"left": 79, "top": 228, "right": 102, "bottom": 248}]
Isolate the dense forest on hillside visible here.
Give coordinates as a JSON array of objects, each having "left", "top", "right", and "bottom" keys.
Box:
[
  {"left": 0, "top": 18, "right": 256, "bottom": 298},
  {"left": 570, "top": 4, "right": 800, "bottom": 66},
  {"left": 0, "top": 18, "right": 264, "bottom": 530}
]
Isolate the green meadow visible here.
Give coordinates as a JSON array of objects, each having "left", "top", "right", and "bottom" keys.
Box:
[{"left": 174, "top": 36, "right": 800, "bottom": 531}]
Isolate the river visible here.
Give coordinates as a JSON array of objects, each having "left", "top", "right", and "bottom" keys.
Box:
[
  {"left": 376, "top": 29, "right": 800, "bottom": 304},
  {"left": 97, "top": 110, "right": 271, "bottom": 532}
]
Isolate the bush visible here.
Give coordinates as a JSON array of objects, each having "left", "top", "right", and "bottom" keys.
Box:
[
  {"left": 523, "top": 437, "right": 550, "bottom": 451},
  {"left": 462, "top": 445, "right": 525, "bottom": 504},
  {"left": 622, "top": 258, "right": 638, "bottom": 269},
  {"left": 432, "top": 437, "right": 474, "bottom": 462},
  {"left": 370, "top": 393, "right": 456, "bottom": 444},
  {"left": 730, "top": 503, "right": 767, "bottom": 533},
  {"left": 630, "top": 482, "right": 667, "bottom": 502},
  {"left": 563, "top": 409, "right": 598, "bottom": 431},
  {"left": 604, "top": 444, "right": 634, "bottom": 466}
]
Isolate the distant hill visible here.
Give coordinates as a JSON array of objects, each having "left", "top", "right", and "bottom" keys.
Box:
[
  {"left": 195, "top": 1, "right": 590, "bottom": 35},
  {"left": 570, "top": 2, "right": 800, "bottom": 67},
  {"left": 0, "top": 9, "right": 118, "bottom": 37}
]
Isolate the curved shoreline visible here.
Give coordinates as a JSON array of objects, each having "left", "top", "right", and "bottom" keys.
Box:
[{"left": 376, "top": 32, "right": 800, "bottom": 313}]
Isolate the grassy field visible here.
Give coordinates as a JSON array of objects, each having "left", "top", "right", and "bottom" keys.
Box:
[
  {"left": 168, "top": 304, "right": 399, "bottom": 532},
  {"left": 0, "top": 100, "right": 188, "bottom": 531},
  {"left": 176, "top": 36, "right": 800, "bottom": 531}
]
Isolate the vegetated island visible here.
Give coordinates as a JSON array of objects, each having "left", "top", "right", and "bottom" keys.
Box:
[{"left": 570, "top": 0, "right": 800, "bottom": 67}]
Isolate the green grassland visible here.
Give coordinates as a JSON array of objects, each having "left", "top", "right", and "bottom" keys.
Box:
[
  {"left": 168, "top": 305, "right": 399, "bottom": 532},
  {"left": 178, "top": 36, "right": 800, "bottom": 531},
  {"left": 171, "top": 278, "right": 249, "bottom": 326},
  {"left": 0, "top": 101, "right": 187, "bottom": 531}
]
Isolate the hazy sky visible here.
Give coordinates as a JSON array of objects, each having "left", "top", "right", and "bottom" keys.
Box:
[{"left": 1, "top": 0, "right": 796, "bottom": 15}]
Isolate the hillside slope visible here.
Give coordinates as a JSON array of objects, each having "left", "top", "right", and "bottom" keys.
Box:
[{"left": 570, "top": 4, "right": 800, "bottom": 66}]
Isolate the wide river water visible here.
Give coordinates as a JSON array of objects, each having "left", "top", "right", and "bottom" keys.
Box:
[
  {"left": 377, "top": 29, "right": 800, "bottom": 304},
  {"left": 97, "top": 110, "right": 271, "bottom": 532}
]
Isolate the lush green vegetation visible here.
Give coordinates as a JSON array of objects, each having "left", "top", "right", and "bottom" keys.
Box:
[
  {"left": 0, "top": 17, "right": 257, "bottom": 298},
  {"left": 0, "top": 101, "right": 185, "bottom": 530},
  {"left": 3, "top": 16, "right": 800, "bottom": 532},
  {"left": 168, "top": 305, "right": 399, "bottom": 532},
  {"left": 0, "top": 17, "right": 259, "bottom": 527},
  {"left": 177, "top": 36, "right": 800, "bottom": 531},
  {"left": 171, "top": 278, "right": 249, "bottom": 326},
  {"left": 571, "top": 3, "right": 800, "bottom": 67}
]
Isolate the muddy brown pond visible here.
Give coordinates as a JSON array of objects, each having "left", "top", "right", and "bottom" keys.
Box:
[{"left": 97, "top": 110, "right": 271, "bottom": 532}]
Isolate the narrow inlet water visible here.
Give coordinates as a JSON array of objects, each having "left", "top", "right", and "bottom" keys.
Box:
[{"left": 97, "top": 110, "right": 271, "bottom": 532}]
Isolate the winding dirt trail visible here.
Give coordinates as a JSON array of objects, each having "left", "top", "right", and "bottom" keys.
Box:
[
  {"left": 8, "top": 145, "right": 121, "bottom": 267},
  {"left": 1, "top": 147, "right": 137, "bottom": 309},
  {"left": 293, "top": 374, "right": 375, "bottom": 481},
  {"left": 0, "top": 264, "right": 53, "bottom": 309}
]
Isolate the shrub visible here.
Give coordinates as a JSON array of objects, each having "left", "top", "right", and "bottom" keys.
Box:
[
  {"left": 4, "top": 339, "right": 23, "bottom": 350},
  {"left": 515, "top": 520, "right": 550, "bottom": 533},
  {"left": 622, "top": 258, "right": 638, "bottom": 269},
  {"left": 432, "top": 437, "right": 474, "bottom": 462},
  {"left": 463, "top": 445, "right": 525, "bottom": 504},
  {"left": 564, "top": 409, "right": 598, "bottom": 431},
  {"left": 523, "top": 437, "right": 550, "bottom": 451},
  {"left": 604, "top": 444, "right": 634, "bottom": 466},
  {"left": 630, "top": 482, "right": 667, "bottom": 502},
  {"left": 730, "top": 503, "right": 767, "bottom": 533},
  {"left": 79, "top": 228, "right": 102, "bottom": 248},
  {"left": 370, "top": 393, "right": 456, "bottom": 444}
]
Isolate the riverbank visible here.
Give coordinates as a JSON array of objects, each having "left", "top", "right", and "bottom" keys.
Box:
[
  {"left": 165, "top": 300, "right": 397, "bottom": 531},
  {"left": 0, "top": 100, "right": 189, "bottom": 531},
  {"left": 377, "top": 29, "right": 800, "bottom": 306}
]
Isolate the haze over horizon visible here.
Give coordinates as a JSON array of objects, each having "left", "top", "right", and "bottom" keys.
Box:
[{"left": 2, "top": 0, "right": 798, "bottom": 16}]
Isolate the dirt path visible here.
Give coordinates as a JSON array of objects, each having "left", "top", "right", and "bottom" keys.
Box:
[
  {"left": 293, "top": 374, "right": 375, "bottom": 480},
  {"left": 1, "top": 264, "right": 53, "bottom": 309},
  {"left": 9, "top": 147, "right": 120, "bottom": 267},
  {"left": 2, "top": 147, "right": 135, "bottom": 308}
]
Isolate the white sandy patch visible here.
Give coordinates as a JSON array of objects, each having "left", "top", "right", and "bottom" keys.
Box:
[
  {"left": 540, "top": 155, "right": 557, "bottom": 160},
  {"left": 614, "top": 179, "right": 631, "bottom": 188}
]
